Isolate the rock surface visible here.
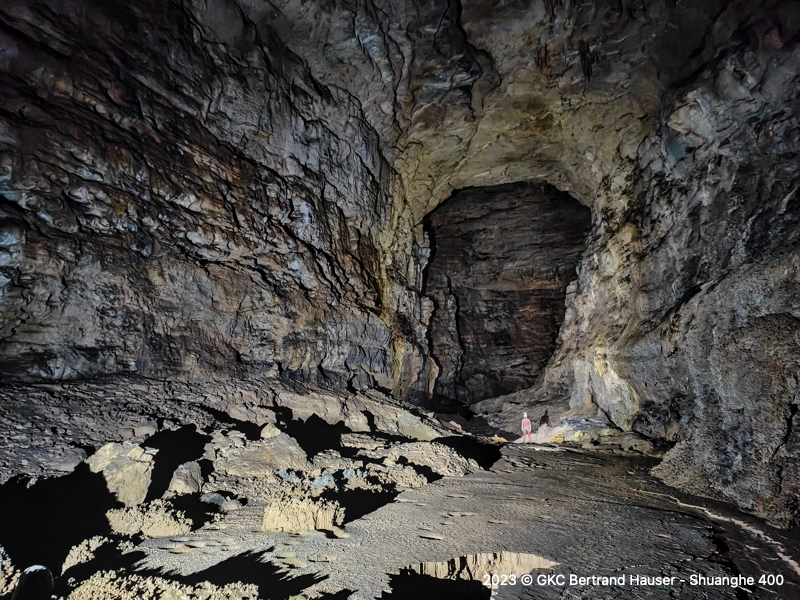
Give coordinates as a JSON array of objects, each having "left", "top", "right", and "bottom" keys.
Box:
[
  {"left": 424, "top": 182, "right": 590, "bottom": 404},
  {"left": 358, "top": 441, "right": 479, "bottom": 478},
  {"left": 0, "top": 391, "right": 797, "bottom": 599},
  {"left": 68, "top": 571, "right": 259, "bottom": 600},
  {"left": 133, "top": 446, "right": 800, "bottom": 599},
  {"left": 213, "top": 433, "right": 310, "bottom": 476},
  {"left": 106, "top": 501, "right": 192, "bottom": 539},
  {"left": 86, "top": 442, "right": 158, "bottom": 507},
  {"left": 261, "top": 495, "right": 345, "bottom": 534},
  {"left": 0, "top": 0, "right": 398, "bottom": 391},
  {"left": 0, "top": 545, "right": 18, "bottom": 598},
  {"left": 61, "top": 536, "right": 111, "bottom": 574},
  {"left": 0, "top": 376, "right": 455, "bottom": 485},
  {"left": 166, "top": 461, "right": 204, "bottom": 497}
]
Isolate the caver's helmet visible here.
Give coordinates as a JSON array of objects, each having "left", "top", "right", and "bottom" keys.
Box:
[{"left": 523, "top": 413, "right": 527, "bottom": 418}]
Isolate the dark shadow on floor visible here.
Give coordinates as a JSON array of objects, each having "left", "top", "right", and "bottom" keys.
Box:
[
  {"left": 167, "top": 492, "right": 219, "bottom": 530},
  {"left": 380, "top": 570, "right": 491, "bottom": 600},
  {"left": 201, "top": 406, "right": 263, "bottom": 440},
  {"left": 323, "top": 487, "right": 400, "bottom": 524},
  {"left": 142, "top": 425, "right": 211, "bottom": 501},
  {"left": 315, "top": 590, "right": 354, "bottom": 599},
  {"left": 0, "top": 463, "right": 121, "bottom": 574},
  {"left": 432, "top": 436, "right": 502, "bottom": 470},
  {"left": 272, "top": 410, "right": 352, "bottom": 459},
  {"left": 59, "top": 549, "right": 324, "bottom": 600},
  {"left": 57, "top": 550, "right": 148, "bottom": 596},
  {"left": 163, "top": 551, "right": 325, "bottom": 600}
]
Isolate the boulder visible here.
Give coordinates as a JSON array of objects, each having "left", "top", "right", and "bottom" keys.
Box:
[
  {"left": 259, "top": 423, "right": 281, "bottom": 439},
  {"left": 87, "top": 443, "right": 158, "bottom": 507},
  {"left": 214, "top": 433, "right": 310, "bottom": 477},
  {"left": 165, "top": 461, "right": 203, "bottom": 496}
]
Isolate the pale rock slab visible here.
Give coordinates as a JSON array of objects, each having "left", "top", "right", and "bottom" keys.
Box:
[
  {"left": 86, "top": 442, "right": 158, "bottom": 507},
  {"left": 214, "top": 433, "right": 310, "bottom": 477},
  {"left": 166, "top": 461, "right": 203, "bottom": 497},
  {"left": 360, "top": 442, "right": 479, "bottom": 477}
]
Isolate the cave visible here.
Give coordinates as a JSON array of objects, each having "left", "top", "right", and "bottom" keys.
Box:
[
  {"left": 1, "top": 0, "right": 800, "bottom": 598},
  {"left": 424, "top": 182, "right": 590, "bottom": 406}
]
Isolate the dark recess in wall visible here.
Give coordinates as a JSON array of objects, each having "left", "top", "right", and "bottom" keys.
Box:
[{"left": 423, "top": 181, "right": 590, "bottom": 406}]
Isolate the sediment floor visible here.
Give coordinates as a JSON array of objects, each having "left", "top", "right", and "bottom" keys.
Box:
[{"left": 131, "top": 445, "right": 800, "bottom": 600}]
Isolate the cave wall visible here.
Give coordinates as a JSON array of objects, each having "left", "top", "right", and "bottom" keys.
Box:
[
  {"left": 461, "top": 1, "right": 800, "bottom": 525},
  {"left": 424, "top": 182, "right": 590, "bottom": 405},
  {"left": 0, "top": 0, "right": 403, "bottom": 388},
  {"left": 1, "top": 0, "right": 799, "bottom": 524}
]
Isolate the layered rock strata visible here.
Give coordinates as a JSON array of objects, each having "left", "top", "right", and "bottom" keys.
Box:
[
  {"left": 424, "top": 182, "right": 590, "bottom": 404},
  {"left": 0, "top": 0, "right": 398, "bottom": 390}
]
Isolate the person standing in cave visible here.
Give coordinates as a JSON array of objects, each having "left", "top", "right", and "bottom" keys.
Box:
[{"left": 521, "top": 413, "right": 532, "bottom": 443}]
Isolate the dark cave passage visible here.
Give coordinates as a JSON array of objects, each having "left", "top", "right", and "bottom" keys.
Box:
[
  {"left": 423, "top": 181, "right": 591, "bottom": 406},
  {"left": 0, "top": 0, "right": 799, "bottom": 596}
]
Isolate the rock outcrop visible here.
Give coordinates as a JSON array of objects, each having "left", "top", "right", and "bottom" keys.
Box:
[
  {"left": 261, "top": 495, "right": 345, "bottom": 534},
  {"left": 68, "top": 571, "right": 259, "bottom": 600},
  {"left": 0, "top": 0, "right": 399, "bottom": 391},
  {"left": 106, "top": 500, "right": 192, "bottom": 539},
  {"left": 87, "top": 442, "right": 158, "bottom": 507}
]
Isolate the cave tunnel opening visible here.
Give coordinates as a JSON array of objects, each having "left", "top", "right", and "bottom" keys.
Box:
[{"left": 422, "top": 181, "right": 591, "bottom": 409}]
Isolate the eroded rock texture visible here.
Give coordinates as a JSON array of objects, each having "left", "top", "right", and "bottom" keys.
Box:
[
  {"left": 0, "top": 0, "right": 396, "bottom": 389},
  {"left": 1, "top": 0, "right": 800, "bottom": 526},
  {"left": 424, "top": 182, "right": 590, "bottom": 404}
]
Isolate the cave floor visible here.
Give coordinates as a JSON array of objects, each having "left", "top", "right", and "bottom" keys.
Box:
[
  {"left": 1, "top": 381, "right": 798, "bottom": 600},
  {"left": 133, "top": 445, "right": 800, "bottom": 600}
]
